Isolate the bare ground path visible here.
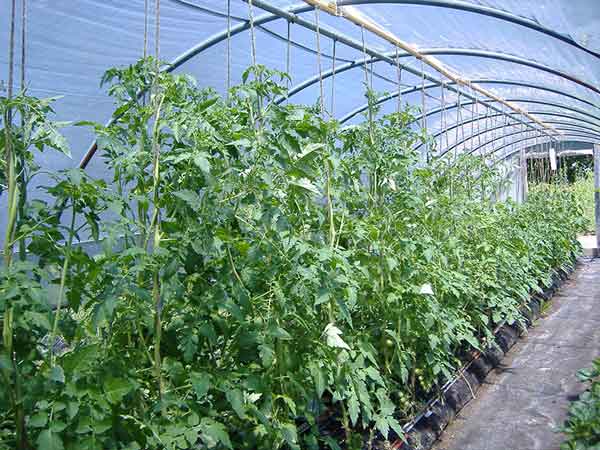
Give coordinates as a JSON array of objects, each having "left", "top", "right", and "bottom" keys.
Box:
[{"left": 432, "top": 258, "right": 600, "bottom": 450}]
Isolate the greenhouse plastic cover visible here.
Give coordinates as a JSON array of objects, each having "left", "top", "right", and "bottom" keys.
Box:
[{"left": 1, "top": 0, "right": 600, "bottom": 237}]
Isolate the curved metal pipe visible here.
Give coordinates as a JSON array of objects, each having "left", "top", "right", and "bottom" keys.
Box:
[
  {"left": 407, "top": 99, "right": 600, "bottom": 133},
  {"left": 496, "top": 136, "right": 597, "bottom": 163},
  {"left": 469, "top": 129, "right": 600, "bottom": 158},
  {"left": 341, "top": 86, "right": 600, "bottom": 125},
  {"left": 441, "top": 121, "right": 600, "bottom": 157},
  {"left": 426, "top": 111, "right": 600, "bottom": 149}
]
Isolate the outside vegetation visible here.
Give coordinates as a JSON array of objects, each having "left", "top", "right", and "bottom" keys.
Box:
[
  {"left": 561, "top": 358, "right": 600, "bottom": 450},
  {"left": 569, "top": 170, "right": 595, "bottom": 234},
  {"left": 0, "top": 59, "right": 588, "bottom": 449}
]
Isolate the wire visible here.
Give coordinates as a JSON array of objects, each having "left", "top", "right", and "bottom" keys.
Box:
[
  {"left": 155, "top": 0, "right": 160, "bottom": 61},
  {"left": 20, "top": 0, "right": 26, "bottom": 92},
  {"left": 286, "top": 20, "right": 291, "bottom": 93},
  {"left": 314, "top": 7, "right": 325, "bottom": 118},
  {"left": 226, "top": 0, "right": 231, "bottom": 100},
  {"left": 144, "top": 0, "right": 149, "bottom": 58},
  {"left": 360, "top": 26, "right": 369, "bottom": 88},
  {"left": 395, "top": 47, "right": 402, "bottom": 114},
  {"left": 7, "top": 0, "right": 16, "bottom": 103},
  {"left": 248, "top": 0, "right": 257, "bottom": 67},
  {"left": 331, "top": 38, "right": 336, "bottom": 116}
]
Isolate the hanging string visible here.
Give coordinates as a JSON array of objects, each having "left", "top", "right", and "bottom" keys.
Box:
[
  {"left": 20, "top": 0, "right": 26, "bottom": 92},
  {"left": 502, "top": 109, "right": 508, "bottom": 157},
  {"left": 490, "top": 109, "right": 498, "bottom": 160},
  {"left": 420, "top": 59, "right": 427, "bottom": 157},
  {"left": 360, "top": 25, "right": 374, "bottom": 142},
  {"left": 331, "top": 38, "right": 336, "bottom": 117},
  {"left": 440, "top": 80, "right": 446, "bottom": 152},
  {"left": 7, "top": 0, "right": 16, "bottom": 103},
  {"left": 286, "top": 20, "right": 291, "bottom": 102},
  {"left": 476, "top": 101, "right": 482, "bottom": 151},
  {"left": 370, "top": 59, "right": 374, "bottom": 91},
  {"left": 18, "top": 0, "right": 28, "bottom": 261},
  {"left": 143, "top": 0, "right": 149, "bottom": 58},
  {"left": 226, "top": 0, "right": 231, "bottom": 100},
  {"left": 470, "top": 93, "right": 476, "bottom": 151},
  {"left": 154, "top": 0, "right": 160, "bottom": 61},
  {"left": 483, "top": 105, "right": 491, "bottom": 157},
  {"left": 360, "top": 26, "right": 369, "bottom": 87},
  {"left": 248, "top": 0, "right": 257, "bottom": 67},
  {"left": 314, "top": 7, "right": 325, "bottom": 118},
  {"left": 395, "top": 47, "right": 402, "bottom": 114},
  {"left": 454, "top": 92, "right": 461, "bottom": 161}
]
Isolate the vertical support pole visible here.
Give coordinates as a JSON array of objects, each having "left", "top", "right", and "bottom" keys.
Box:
[
  {"left": 520, "top": 146, "right": 528, "bottom": 202},
  {"left": 594, "top": 143, "right": 600, "bottom": 252}
]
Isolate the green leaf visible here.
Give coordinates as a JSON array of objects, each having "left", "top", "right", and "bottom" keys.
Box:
[
  {"left": 258, "top": 343, "right": 275, "bottom": 368},
  {"left": 103, "top": 377, "right": 133, "bottom": 404},
  {"left": 268, "top": 325, "right": 292, "bottom": 340},
  {"left": 24, "top": 311, "right": 52, "bottom": 330},
  {"left": 193, "top": 152, "right": 211, "bottom": 174},
  {"left": 29, "top": 412, "right": 48, "bottom": 428},
  {"left": 226, "top": 388, "right": 245, "bottom": 419},
  {"left": 323, "top": 323, "right": 350, "bottom": 350},
  {"left": 200, "top": 418, "right": 232, "bottom": 449},
  {"left": 310, "top": 363, "right": 326, "bottom": 397},
  {"left": 348, "top": 393, "right": 359, "bottom": 425},
  {"left": 173, "top": 189, "right": 202, "bottom": 212},
  {"left": 37, "top": 429, "right": 64, "bottom": 450},
  {"left": 50, "top": 366, "right": 65, "bottom": 384},
  {"left": 190, "top": 372, "right": 211, "bottom": 400},
  {"left": 289, "top": 178, "right": 320, "bottom": 195},
  {"left": 281, "top": 422, "right": 298, "bottom": 446}
]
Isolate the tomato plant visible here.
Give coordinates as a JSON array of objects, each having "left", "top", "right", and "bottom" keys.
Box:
[{"left": 0, "top": 59, "right": 585, "bottom": 449}]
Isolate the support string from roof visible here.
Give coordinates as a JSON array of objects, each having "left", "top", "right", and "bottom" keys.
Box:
[
  {"left": 331, "top": 38, "right": 337, "bottom": 115},
  {"left": 439, "top": 79, "right": 445, "bottom": 152},
  {"left": 248, "top": 0, "right": 257, "bottom": 67},
  {"left": 360, "top": 24, "right": 374, "bottom": 140},
  {"left": 314, "top": 6, "right": 325, "bottom": 118},
  {"left": 154, "top": 0, "right": 160, "bottom": 62},
  {"left": 360, "top": 25, "right": 368, "bottom": 87},
  {"left": 17, "top": 0, "right": 27, "bottom": 261},
  {"left": 6, "top": 0, "right": 16, "bottom": 104},
  {"left": 144, "top": 0, "right": 149, "bottom": 58},
  {"left": 454, "top": 92, "right": 461, "bottom": 161},
  {"left": 470, "top": 87, "right": 476, "bottom": 150},
  {"left": 226, "top": 0, "right": 231, "bottom": 99},
  {"left": 421, "top": 59, "right": 428, "bottom": 157},
  {"left": 286, "top": 20, "right": 291, "bottom": 96},
  {"left": 20, "top": 0, "right": 26, "bottom": 92},
  {"left": 395, "top": 47, "right": 402, "bottom": 114}
]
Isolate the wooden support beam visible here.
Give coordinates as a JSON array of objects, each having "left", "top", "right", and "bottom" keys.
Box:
[{"left": 303, "top": 0, "right": 560, "bottom": 141}]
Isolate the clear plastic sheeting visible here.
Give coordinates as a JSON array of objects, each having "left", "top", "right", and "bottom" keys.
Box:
[{"left": 1, "top": 0, "right": 599, "bottom": 235}]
